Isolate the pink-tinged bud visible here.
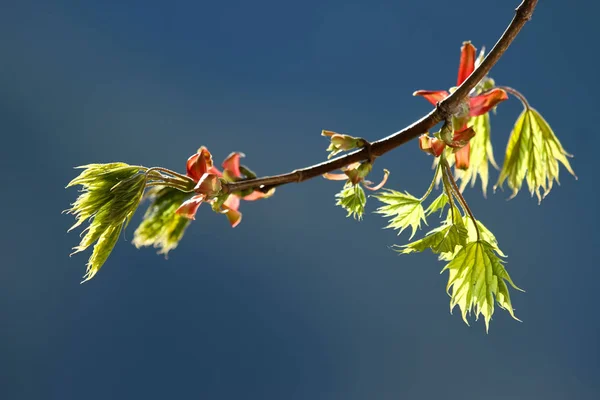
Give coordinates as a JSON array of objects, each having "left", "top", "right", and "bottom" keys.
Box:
[
  {"left": 419, "top": 134, "right": 446, "bottom": 157},
  {"left": 186, "top": 147, "right": 214, "bottom": 182},
  {"left": 321, "top": 130, "right": 337, "bottom": 137},
  {"left": 194, "top": 173, "right": 222, "bottom": 198},
  {"left": 222, "top": 152, "right": 244, "bottom": 178},
  {"left": 330, "top": 134, "right": 364, "bottom": 151},
  {"left": 176, "top": 195, "right": 205, "bottom": 220},
  {"left": 455, "top": 143, "right": 471, "bottom": 170},
  {"left": 222, "top": 205, "right": 242, "bottom": 228},
  {"left": 447, "top": 127, "right": 476, "bottom": 148}
]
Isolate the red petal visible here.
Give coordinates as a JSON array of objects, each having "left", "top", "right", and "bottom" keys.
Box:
[
  {"left": 323, "top": 172, "right": 349, "bottom": 181},
  {"left": 186, "top": 147, "right": 214, "bottom": 182},
  {"left": 243, "top": 188, "right": 276, "bottom": 201},
  {"left": 457, "top": 42, "right": 476, "bottom": 86},
  {"left": 419, "top": 135, "right": 446, "bottom": 157},
  {"left": 221, "top": 205, "right": 242, "bottom": 228},
  {"left": 223, "top": 194, "right": 240, "bottom": 211},
  {"left": 208, "top": 166, "right": 223, "bottom": 177},
  {"left": 222, "top": 152, "right": 244, "bottom": 178},
  {"left": 413, "top": 90, "right": 450, "bottom": 106},
  {"left": 452, "top": 126, "right": 476, "bottom": 143},
  {"left": 455, "top": 143, "right": 471, "bottom": 170},
  {"left": 469, "top": 88, "right": 508, "bottom": 116},
  {"left": 175, "top": 195, "right": 205, "bottom": 219}
]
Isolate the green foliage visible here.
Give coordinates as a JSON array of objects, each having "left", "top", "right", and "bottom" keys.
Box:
[
  {"left": 335, "top": 182, "right": 367, "bottom": 220},
  {"left": 441, "top": 240, "right": 522, "bottom": 332},
  {"left": 455, "top": 113, "right": 499, "bottom": 196},
  {"left": 398, "top": 212, "right": 467, "bottom": 255},
  {"left": 374, "top": 190, "right": 426, "bottom": 238},
  {"left": 425, "top": 193, "right": 448, "bottom": 216},
  {"left": 66, "top": 163, "right": 147, "bottom": 282},
  {"left": 496, "top": 108, "right": 576, "bottom": 202},
  {"left": 132, "top": 187, "right": 192, "bottom": 256}
]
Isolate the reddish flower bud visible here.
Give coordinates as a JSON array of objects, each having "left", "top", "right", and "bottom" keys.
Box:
[
  {"left": 419, "top": 134, "right": 446, "bottom": 157},
  {"left": 176, "top": 195, "right": 205, "bottom": 220},
  {"left": 455, "top": 143, "right": 471, "bottom": 170},
  {"left": 186, "top": 147, "right": 214, "bottom": 182},
  {"left": 194, "top": 173, "right": 222, "bottom": 198}
]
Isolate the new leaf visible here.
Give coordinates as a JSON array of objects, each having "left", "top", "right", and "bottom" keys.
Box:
[
  {"left": 374, "top": 190, "right": 426, "bottom": 238},
  {"left": 441, "top": 240, "right": 522, "bottom": 332},
  {"left": 335, "top": 182, "right": 367, "bottom": 220},
  {"left": 133, "top": 187, "right": 192, "bottom": 256},
  {"left": 496, "top": 108, "right": 576, "bottom": 202}
]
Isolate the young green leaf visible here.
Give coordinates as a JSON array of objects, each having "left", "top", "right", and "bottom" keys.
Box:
[
  {"left": 441, "top": 240, "right": 522, "bottom": 332},
  {"left": 335, "top": 182, "right": 367, "bottom": 220},
  {"left": 374, "top": 190, "right": 426, "bottom": 238},
  {"left": 398, "top": 215, "right": 467, "bottom": 255},
  {"left": 424, "top": 193, "right": 448, "bottom": 216},
  {"left": 66, "top": 163, "right": 147, "bottom": 282},
  {"left": 496, "top": 108, "right": 576, "bottom": 202},
  {"left": 132, "top": 187, "right": 192, "bottom": 256},
  {"left": 455, "top": 113, "right": 499, "bottom": 196}
]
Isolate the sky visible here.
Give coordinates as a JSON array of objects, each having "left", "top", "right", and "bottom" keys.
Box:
[{"left": 1, "top": 0, "right": 599, "bottom": 399}]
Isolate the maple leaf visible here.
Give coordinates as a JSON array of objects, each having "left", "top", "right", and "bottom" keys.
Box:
[
  {"left": 496, "top": 108, "right": 576, "bottom": 202},
  {"left": 133, "top": 187, "right": 192, "bottom": 256},
  {"left": 335, "top": 182, "right": 367, "bottom": 220},
  {"left": 66, "top": 163, "right": 147, "bottom": 282},
  {"left": 398, "top": 214, "right": 467, "bottom": 255},
  {"left": 374, "top": 190, "right": 426, "bottom": 238},
  {"left": 455, "top": 113, "right": 499, "bottom": 196},
  {"left": 441, "top": 240, "right": 522, "bottom": 332},
  {"left": 425, "top": 193, "right": 448, "bottom": 216}
]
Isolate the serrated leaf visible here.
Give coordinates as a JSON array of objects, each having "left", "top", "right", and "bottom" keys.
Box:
[
  {"left": 398, "top": 215, "right": 467, "bottom": 255},
  {"left": 133, "top": 187, "right": 192, "bottom": 256},
  {"left": 455, "top": 113, "right": 498, "bottom": 196},
  {"left": 441, "top": 240, "right": 522, "bottom": 332},
  {"left": 496, "top": 108, "right": 576, "bottom": 202},
  {"left": 425, "top": 193, "right": 448, "bottom": 216},
  {"left": 335, "top": 182, "right": 366, "bottom": 220},
  {"left": 67, "top": 163, "right": 147, "bottom": 282},
  {"left": 374, "top": 190, "right": 426, "bottom": 238}
]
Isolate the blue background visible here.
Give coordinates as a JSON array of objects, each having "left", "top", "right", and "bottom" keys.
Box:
[{"left": 1, "top": 0, "right": 598, "bottom": 398}]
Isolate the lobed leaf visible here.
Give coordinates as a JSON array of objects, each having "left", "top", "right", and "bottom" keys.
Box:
[
  {"left": 441, "top": 240, "right": 522, "bottom": 332},
  {"left": 374, "top": 190, "right": 426, "bottom": 238},
  {"left": 132, "top": 187, "right": 192, "bottom": 256},
  {"left": 335, "top": 182, "right": 367, "bottom": 220},
  {"left": 496, "top": 108, "right": 576, "bottom": 202},
  {"left": 67, "top": 163, "right": 147, "bottom": 282},
  {"left": 455, "top": 113, "right": 499, "bottom": 196}
]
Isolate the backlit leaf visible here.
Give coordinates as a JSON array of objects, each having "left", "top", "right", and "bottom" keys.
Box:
[
  {"left": 335, "top": 182, "right": 366, "bottom": 220},
  {"left": 425, "top": 193, "right": 448, "bottom": 216},
  {"left": 455, "top": 113, "right": 498, "bottom": 196},
  {"left": 133, "top": 187, "right": 192, "bottom": 256},
  {"left": 441, "top": 240, "right": 522, "bottom": 332},
  {"left": 374, "top": 190, "right": 426, "bottom": 238},
  {"left": 496, "top": 108, "right": 576, "bottom": 202},
  {"left": 398, "top": 214, "right": 467, "bottom": 255},
  {"left": 67, "top": 163, "right": 147, "bottom": 282}
]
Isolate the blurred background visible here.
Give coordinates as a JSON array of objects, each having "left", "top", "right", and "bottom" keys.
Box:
[{"left": 1, "top": 0, "right": 598, "bottom": 399}]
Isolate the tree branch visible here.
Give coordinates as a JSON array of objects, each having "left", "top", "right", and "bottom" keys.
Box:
[{"left": 224, "top": 0, "right": 538, "bottom": 195}]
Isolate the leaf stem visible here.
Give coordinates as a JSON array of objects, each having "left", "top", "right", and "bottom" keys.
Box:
[
  {"left": 442, "top": 159, "right": 481, "bottom": 241},
  {"left": 420, "top": 163, "right": 441, "bottom": 202},
  {"left": 498, "top": 86, "right": 531, "bottom": 109}
]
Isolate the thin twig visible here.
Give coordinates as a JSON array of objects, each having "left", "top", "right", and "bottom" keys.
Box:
[{"left": 224, "top": 0, "right": 538, "bottom": 195}]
